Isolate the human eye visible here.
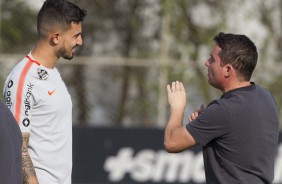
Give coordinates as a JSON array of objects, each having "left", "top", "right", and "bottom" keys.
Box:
[
  {"left": 74, "top": 33, "right": 81, "bottom": 38},
  {"left": 208, "top": 55, "right": 215, "bottom": 64}
]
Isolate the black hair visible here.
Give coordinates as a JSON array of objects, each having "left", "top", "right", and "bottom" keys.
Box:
[
  {"left": 37, "top": 0, "right": 87, "bottom": 38},
  {"left": 214, "top": 32, "right": 258, "bottom": 81}
]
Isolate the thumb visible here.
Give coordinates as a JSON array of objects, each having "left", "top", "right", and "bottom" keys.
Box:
[
  {"left": 199, "top": 104, "right": 205, "bottom": 113},
  {"left": 200, "top": 104, "right": 205, "bottom": 111}
]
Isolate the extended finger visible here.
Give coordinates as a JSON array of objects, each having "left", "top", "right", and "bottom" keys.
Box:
[
  {"left": 171, "top": 81, "right": 176, "bottom": 92},
  {"left": 196, "top": 104, "right": 205, "bottom": 114},
  {"left": 180, "top": 82, "right": 185, "bottom": 91},
  {"left": 192, "top": 112, "right": 198, "bottom": 120},
  {"left": 175, "top": 81, "right": 180, "bottom": 91},
  {"left": 189, "top": 114, "right": 193, "bottom": 122},
  {"left": 200, "top": 104, "right": 205, "bottom": 111},
  {"left": 167, "top": 84, "right": 171, "bottom": 95}
]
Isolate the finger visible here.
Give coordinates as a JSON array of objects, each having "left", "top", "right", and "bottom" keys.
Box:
[
  {"left": 189, "top": 116, "right": 192, "bottom": 122},
  {"left": 180, "top": 82, "right": 185, "bottom": 91},
  {"left": 189, "top": 112, "right": 195, "bottom": 121},
  {"left": 171, "top": 81, "right": 176, "bottom": 92},
  {"left": 175, "top": 81, "right": 180, "bottom": 91},
  {"left": 191, "top": 112, "right": 195, "bottom": 120},
  {"left": 193, "top": 112, "right": 199, "bottom": 120},
  {"left": 167, "top": 84, "right": 171, "bottom": 95},
  {"left": 200, "top": 104, "right": 205, "bottom": 111}
]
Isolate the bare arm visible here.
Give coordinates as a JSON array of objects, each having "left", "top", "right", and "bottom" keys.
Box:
[
  {"left": 164, "top": 81, "right": 197, "bottom": 153},
  {"left": 22, "top": 132, "right": 39, "bottom": 184}
]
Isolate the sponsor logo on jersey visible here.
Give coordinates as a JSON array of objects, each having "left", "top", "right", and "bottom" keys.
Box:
[
  {"left": 48, "top": 89, "right": 56, "bottom": 96},
  {"left": 5, "top": 80, "right": 14, "bottom": 109},
  {"left": 7, "top": 80, "right": 13, "bottom": 88},
  {"left": 37, "top": 68, "right": 49, "bottom": 80},
  {"left": 24, "top": 83, "right": 34, "bottom": 116},
  {"left": 22, "top": 118, "right": 30, "bottom": 127}
]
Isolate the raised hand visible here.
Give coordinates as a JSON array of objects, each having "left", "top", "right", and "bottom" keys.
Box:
[{"left": 167, "top": 81, "right": 186, "bottom": 113}]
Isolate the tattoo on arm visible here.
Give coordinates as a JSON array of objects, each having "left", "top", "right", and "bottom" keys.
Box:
[{"left": 22, "top": 133, "right": 39, "bottom": 184}]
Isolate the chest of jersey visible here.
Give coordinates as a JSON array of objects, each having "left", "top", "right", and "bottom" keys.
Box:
[{"left": 30, "top": 68, "right": 72, "bottom": 130}]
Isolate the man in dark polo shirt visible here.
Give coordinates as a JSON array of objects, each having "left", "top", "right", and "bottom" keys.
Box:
[
  {"left": 164, "top": 32, "right": 279, "bottom": 184},
  {"left": 0, "top": 100, "right": 22, "bottom": 183}
]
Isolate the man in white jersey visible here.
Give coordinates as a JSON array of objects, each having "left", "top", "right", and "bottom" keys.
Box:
[{"left": 3, "top": 0, "right": 86, "bottom": 183}]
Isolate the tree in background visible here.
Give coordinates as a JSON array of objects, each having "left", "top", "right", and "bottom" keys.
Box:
[
  {"left": 167, "top": 0, "right": 228, "bottom": 106},
  {"left": 255, "top": 0, "right": 282, "bottom": 120},
  {"left": 70, "top": 0, "right": 161, "bottom": 127},
  {"left": 65, "top": 0, "right": 282, "bottom": 127},
  {"left": 0, "top": 0, "right": 36, "bottom": 100},
  {"left": 72, "top": 0, "right": 231, "bottom": 127},
  {"left": 1, "top": 0, "right": 281, "bottom": 128},
  {"left": 0, "top": 0, "right": 36, "bottom": 53}
]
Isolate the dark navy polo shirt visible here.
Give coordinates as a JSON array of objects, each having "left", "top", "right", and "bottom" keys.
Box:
[
  {"left": 0, "top": 100, "right": 22, "bottom": 184},
  {"left": 187, "top": 83, "right": 279, "bottom": 184}
]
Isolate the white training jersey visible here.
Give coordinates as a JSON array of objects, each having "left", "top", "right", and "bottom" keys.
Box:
[{"left": 3, "top": 53, "right": 72, "bottom": 184}]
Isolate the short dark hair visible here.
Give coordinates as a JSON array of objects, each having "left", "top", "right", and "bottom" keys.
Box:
[
  {"left": 214, "top": 32, "right": 258, "bottom": 81},
  {"left": 37, "top": 0, "right": 87, "bottom": 39}
]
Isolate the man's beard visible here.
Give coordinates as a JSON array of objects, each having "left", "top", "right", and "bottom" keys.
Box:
[{"left": 58, "top": 44, "right": 75, "bottom": 60}]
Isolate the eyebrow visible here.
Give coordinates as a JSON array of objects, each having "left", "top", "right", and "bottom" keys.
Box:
[{"left": 74, "top": 32, "right": 81, "bottom": 37}]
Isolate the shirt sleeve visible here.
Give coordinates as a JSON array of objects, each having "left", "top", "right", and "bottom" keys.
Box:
[
  {"left": 3, "top": 75, "right": 36, "bottom": 133},
  {"left": 186, "top": 100, "right": 230, "bottom": 147}
]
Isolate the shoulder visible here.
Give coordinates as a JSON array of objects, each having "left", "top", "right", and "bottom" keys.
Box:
[
  {"left": 7, "top": 57, "right": 42, "bottom": 81},
  {"left": 202, "top": 99, "right": 230, "bottom": 120},
  {"left": 207, "top": 99, "right": 229, "bottom": 111},
  {"left": 7, "top": 55, "right": 59, "bottom": 83},
  {"left": 255, "top": 84, "right": 272, "bottom": 96}
]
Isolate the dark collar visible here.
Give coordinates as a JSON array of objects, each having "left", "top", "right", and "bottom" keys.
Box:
[{"left": 221, "top": 82, "right": 256, "bottom": 99}]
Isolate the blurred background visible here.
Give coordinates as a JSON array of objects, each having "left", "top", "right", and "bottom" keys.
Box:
[
  {"left": 0, "top": 0, "right": 282, "bottom": 183},
  {"left": 0, "top": 0, "right": 282, "bottom": 128}
]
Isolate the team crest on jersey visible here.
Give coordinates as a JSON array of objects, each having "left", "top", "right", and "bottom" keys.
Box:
[{"left": 37, "top": 68, "right": 49, "bottom": 80}]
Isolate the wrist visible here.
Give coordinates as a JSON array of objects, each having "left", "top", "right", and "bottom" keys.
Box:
[{"left": 170, "top": 108, "right": 185, "bottom": 116}]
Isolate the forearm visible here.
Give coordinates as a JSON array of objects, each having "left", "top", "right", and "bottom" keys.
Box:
[
  {"left": 165, "top": 81, "right": 197, "bottom": 152},
  {"left": 22, "top": 154, "right": 39, "bottom": 184},
  {"left": 164, "top": 110, "right": 184, "bottom": 144},
  {"left": 22, "top": 133, "right": 39, "bottom": 184},
  {"left": 164, "top": 110, "right": 197, "bottom": 152}
]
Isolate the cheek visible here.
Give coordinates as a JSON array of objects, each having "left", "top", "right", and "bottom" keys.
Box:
[
  {"left": 66, "top": 41, "right": 76, "bottom": 49},
  {"left": 210, "top": 67, "right": 222, "bottom": 79},
  {"left": 64, "top": 37, "right": 76, "bottom": 46},
  {"left": 215, "top": 68, "right": 225, "bottom": 80}
]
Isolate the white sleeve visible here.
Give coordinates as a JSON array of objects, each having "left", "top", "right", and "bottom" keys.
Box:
[{"left": 3, "top": 75, "right": 35, "bottom": 133}]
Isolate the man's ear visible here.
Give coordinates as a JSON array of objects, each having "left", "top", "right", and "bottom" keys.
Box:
[
  {"left": 224, "top": 65, "right": 232, "bottom": 77},
  {"left": 50, "top": 33, "right": 60, "bottom": 45}
]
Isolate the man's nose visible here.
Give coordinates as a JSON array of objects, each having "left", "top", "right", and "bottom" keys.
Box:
[
  {"left": 77, "top": 36, "right": 83, "bottom": 45},
  {"left": 205, "top": 60, "right": 209, "bottom": 67}
]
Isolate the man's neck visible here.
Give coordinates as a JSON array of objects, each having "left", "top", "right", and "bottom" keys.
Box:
[
  {"left": 31, "top": 44, "right": 59, "bottom": 69},
  {"left": 222, "top": 81, "right": 251, "bottom": 93}
]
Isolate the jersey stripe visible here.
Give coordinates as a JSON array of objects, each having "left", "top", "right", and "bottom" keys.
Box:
[
  {"left": 15, "top": 60, "right": 34, "bottom": 124},
  {"left": 26, "top": 55, "right": 40, "bottom": 66}
]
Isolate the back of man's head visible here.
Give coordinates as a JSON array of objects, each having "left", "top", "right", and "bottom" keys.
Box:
[{"left": 37, "top": 0, "right": 86, "bottom": 39}]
